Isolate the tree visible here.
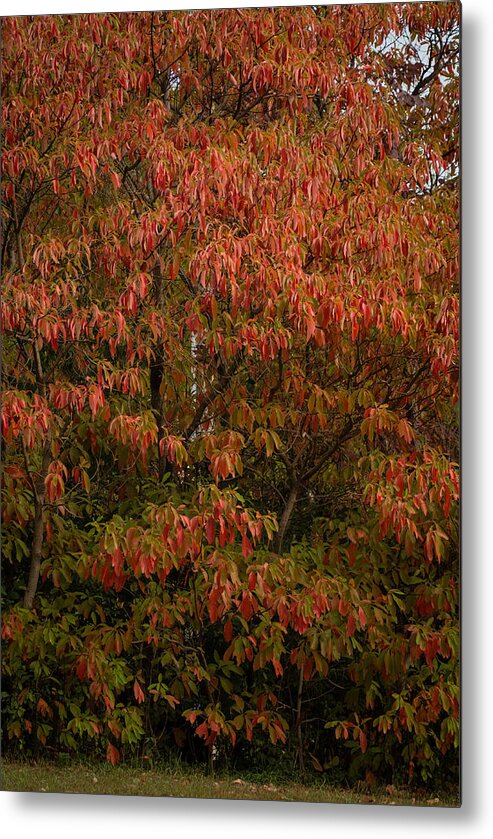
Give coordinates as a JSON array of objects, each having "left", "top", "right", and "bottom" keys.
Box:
[{"left": 1, "top": 3, "right": 459, "bottom": 783}]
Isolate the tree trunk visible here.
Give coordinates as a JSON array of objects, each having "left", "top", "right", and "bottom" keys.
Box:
[
  {"left": 23, "top": 439, "right": 51, "bottom": 609},
  {"left": 15, "top": 219, "right": 52, "bottom": 609},
  {"left": 23, "top": 499, "right": 44, "bottom": 609},
  {"left": 274, "top": 484, "right": 298, "bottom": 553},
  {"left": 150, "top": 344, "right": 168, "bottom": 481},
  {"left": 295, "top": 666, "right": 305, "bottom": 773}
]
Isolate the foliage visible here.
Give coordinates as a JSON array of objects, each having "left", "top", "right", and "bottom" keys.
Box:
[{"left": 1, "top": 3, "right": 459, "bottom": 787}]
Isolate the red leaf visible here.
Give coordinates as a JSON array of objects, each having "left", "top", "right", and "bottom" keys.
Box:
[
  {"left": 195, "top": 721, "right": 208, "bottom": 739},
  {"left": 205, "top": 517, "right": 215, "bottom": 543},
  {"left": 240, "top": 594, "right": 253, "bottom": 620},
  {"left": 242, "top": 534, "right": 253, "bottom": 559},
  {"left": 133, "top": 680, "right": 145, "bottom": 704}
]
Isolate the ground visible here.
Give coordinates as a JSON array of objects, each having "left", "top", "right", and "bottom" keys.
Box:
[{"left": 1, "top": 760, "right": 459, "bottom": 807}]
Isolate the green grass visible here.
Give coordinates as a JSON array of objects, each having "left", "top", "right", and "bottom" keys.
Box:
[{"left": 0, "top": 759, "right": 460, "bottom": 807}]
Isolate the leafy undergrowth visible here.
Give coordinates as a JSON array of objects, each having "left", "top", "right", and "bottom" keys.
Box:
[{"left": 1, "top": 760, "right": 459, "bottom": 807}]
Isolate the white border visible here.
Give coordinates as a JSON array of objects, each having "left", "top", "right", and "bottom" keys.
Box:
[
  {"left": 2, "top": 1, "right": 493, "bottom": 838},
  {"left": 1, "top": 0, "right": 411, "bottom": 12}
]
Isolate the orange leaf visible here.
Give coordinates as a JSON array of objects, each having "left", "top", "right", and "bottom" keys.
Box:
[
  {"left": 106, "top": 743, "right": 120, "bottom": 765},
  {"left": 359, "top": 729, "right": 368, "bottom": 753}
]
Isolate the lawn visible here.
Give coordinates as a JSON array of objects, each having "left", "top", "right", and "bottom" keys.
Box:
[{"left": 1, "top": 760, "right": 459, "bottom": 807}]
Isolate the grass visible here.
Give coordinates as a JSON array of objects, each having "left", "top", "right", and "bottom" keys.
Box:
[{"left": 1, "top": 759, "right": 460, "bottom": 807}]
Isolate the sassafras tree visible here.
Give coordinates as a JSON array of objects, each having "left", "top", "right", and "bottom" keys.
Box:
[{"left": 2, "top": 3, "right": 459, "bottom": 782}]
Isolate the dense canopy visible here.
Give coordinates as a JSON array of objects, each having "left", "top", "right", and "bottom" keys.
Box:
[{"left": 1, "top": 3, "right": 459, "bottom": 786}]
